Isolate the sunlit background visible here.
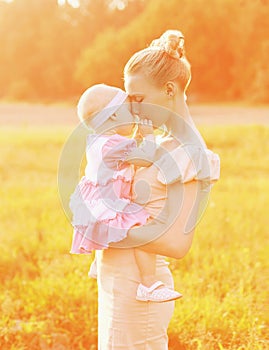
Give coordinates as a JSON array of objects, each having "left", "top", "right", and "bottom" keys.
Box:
[{"left": 0, "top": 0, "right": 268, "bottom": 103}]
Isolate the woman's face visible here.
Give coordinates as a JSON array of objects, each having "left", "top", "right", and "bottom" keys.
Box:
[{"left": 124, "top": 73, "right": 172, "bottom": 127}]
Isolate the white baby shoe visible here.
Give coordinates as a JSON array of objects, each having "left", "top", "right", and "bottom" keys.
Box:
[{"left": 136, "top": 281, "right": 182, "bottom": 302}]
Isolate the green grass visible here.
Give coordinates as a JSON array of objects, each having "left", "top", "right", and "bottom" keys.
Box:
[{"left": 0, "top": 125, "right": 268, "bottom": 349}]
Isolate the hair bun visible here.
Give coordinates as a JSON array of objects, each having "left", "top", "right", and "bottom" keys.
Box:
[{"left": 150, "top": 30, "right": 185, "bottom": 59}]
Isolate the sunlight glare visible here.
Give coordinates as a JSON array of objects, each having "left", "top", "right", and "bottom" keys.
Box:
[
  {"left": 58, "top": 0, "right": 80, "bottom": 8},
  {"left": 109, "top": 0, "right": 127, "bottom": 11}
]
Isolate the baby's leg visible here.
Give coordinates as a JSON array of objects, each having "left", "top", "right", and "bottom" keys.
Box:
[
  {"left": 134, "top": 248, "right": 157, "bottom": 287},
  {"left": 134, "top": 248, "right": 183, "bottom": 302}
]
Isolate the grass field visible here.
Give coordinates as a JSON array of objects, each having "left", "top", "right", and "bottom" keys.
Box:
[{"left": 0, "top": 111, "right": 269, "bottom": 349}]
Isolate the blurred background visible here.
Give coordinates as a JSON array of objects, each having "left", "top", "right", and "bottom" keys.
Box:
[{"left": 0, "top": 0, "right": 268, "bottom": 104}]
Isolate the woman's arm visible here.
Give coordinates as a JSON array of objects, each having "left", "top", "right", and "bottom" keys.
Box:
[
  {"left": 110, "top": 180, "right": 208, "bottom": 259},
  {"left": 139, "top": 180, "right": 208, "bottom": 258}
]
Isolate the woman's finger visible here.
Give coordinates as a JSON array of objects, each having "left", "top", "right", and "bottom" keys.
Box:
[{"left": 140, "top": 118, "right": 151, "bottom": 125}]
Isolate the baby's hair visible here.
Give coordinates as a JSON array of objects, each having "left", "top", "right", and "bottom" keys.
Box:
[
  {"left": 124, "top": 30, "right": 191, "bottom": 92},
  {"left": 77, "top": 84, "right": 120, "bottom": 126}
]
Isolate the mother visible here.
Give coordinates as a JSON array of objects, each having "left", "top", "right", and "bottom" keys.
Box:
[{"left": 95, "top": 30, "right": 220, "bottom": 349}]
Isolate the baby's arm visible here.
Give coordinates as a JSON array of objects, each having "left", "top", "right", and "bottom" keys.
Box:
[{"left": 125, "top": 119, "right": 157, "bottom": 167}]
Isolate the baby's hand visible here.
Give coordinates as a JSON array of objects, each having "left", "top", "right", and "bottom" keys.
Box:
[{"left": 138, "top": 118, "right": 154, "bottom": 136}]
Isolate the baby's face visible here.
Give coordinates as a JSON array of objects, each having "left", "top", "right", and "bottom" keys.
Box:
[{"left": 114, "top": 99, "right": 136, "bottom": 136}]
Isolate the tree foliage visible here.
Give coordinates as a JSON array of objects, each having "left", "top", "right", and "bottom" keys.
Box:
[{"left": 0, "top": 0, "right": 268, "bottom": 102}]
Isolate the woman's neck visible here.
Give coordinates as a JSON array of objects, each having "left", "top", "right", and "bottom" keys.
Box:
[{"left": 168, "top": 94, "right": 207, "bottom": 148}]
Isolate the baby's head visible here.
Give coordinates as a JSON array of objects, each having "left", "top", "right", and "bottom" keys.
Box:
[{"left": 77, "top": 84, "right": 134, "bottom": 134}]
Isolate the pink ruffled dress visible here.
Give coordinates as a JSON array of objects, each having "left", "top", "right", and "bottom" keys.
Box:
[{"left": 69, "top": 134, "right": 150, "bottom": 254}]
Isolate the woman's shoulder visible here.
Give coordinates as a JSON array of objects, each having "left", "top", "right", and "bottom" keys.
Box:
[
  {"left": 156, "top": 135, "right": 180, "bottom": 154},
  {"left": 156, "top": 142, "right": 220, "bottom": 186}
]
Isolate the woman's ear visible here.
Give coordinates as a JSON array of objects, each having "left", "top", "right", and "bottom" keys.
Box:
[{"left": 164, "top": 81, "right": 178, "bottom": 98}]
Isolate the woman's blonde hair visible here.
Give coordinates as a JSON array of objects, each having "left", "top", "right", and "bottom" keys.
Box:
[{"left": 124, "top": 30, "right": 191, "bottom": 92}]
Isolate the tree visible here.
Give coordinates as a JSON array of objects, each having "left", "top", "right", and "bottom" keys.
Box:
[{"left": 0, "top": 0, "right": 268, "bottom": 102}]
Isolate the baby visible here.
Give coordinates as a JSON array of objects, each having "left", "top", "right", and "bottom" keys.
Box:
[{"left": 69, "top": 84, "right": 182, "bottom": 302}]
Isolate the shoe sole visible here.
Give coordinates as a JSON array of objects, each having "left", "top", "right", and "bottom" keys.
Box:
[{"left": 136, "top": 294, "right": 183, "bottom": 303}]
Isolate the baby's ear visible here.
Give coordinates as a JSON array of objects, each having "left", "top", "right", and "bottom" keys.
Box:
[{"left": 110, "top": 113, "right": 117, "bottom": 121}]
